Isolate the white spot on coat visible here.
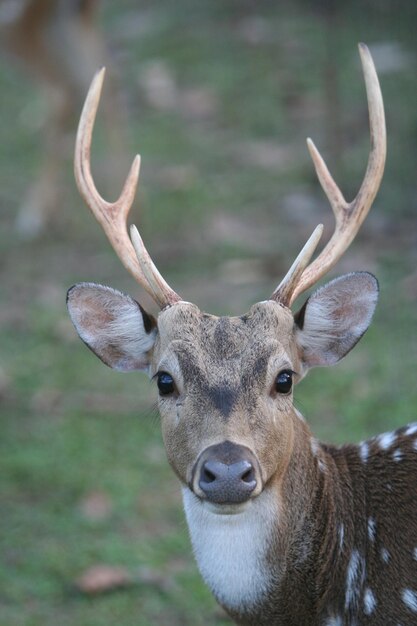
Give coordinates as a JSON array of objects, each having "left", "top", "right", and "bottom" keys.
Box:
[
  {"left": 338, "top": 524, "right": 345, "bottom": 553},
  {"left": 364, "top": 587, "right": 377, "bottom": 615},
  {"left": 413, "top": 439, "right": 417, "bottom": 452},
  {"left": 368, "top": 517, "right": 376, "bottom": 543},
  {"left": 377, "top": 431, "right": 397, "bottom": 450},
  {"left": 413, "top": 547, "right": 417, "bottom": 561},
  {"left": 405, "top": 423, "right": 417, "bottom": 436},
  {"left": 381, "top": 547, "right": 390, "bottom": 563},
  {"left": 359, "top": 442, "right": 369, "bottom": 463},
  {"left": 393, "top": 449, "right": 403, "bottom": 462},
  {"left": 402, "top": 589, "right": 417, "bottom": 612},
  {"left": 324, "top": 617, "right": 342, "bottom": 626},
  {"left": 345, "top": 550, "right": 366, "bottom": 611}
]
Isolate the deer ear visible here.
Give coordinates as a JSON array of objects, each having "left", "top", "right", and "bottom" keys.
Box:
[
  {"left": 294, "top": 272, "right": 378, "bottom": 369},
  {"left": 67, "top": 283, "right": 157, "bottom": 372}
]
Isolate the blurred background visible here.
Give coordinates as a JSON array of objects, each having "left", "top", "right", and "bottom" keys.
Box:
[{"left": 0, "top": 1, "right": 416, "bottom": 624}]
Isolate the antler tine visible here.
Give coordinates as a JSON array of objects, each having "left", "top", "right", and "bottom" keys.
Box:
[
  {"left": 129, "top": 225, "right": 181, "bottom": 307},
  {"left": 74, "top": 67, "right": 181, "bottom": 309},
  {"left": 275, "top": 43, "right": 386, "bottom": 307},
  {"left": 271, "top": 224, "right": 323, "bottom": 305}
]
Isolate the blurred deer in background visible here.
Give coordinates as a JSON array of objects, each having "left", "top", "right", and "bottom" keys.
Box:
[
  {"left": 67, "top": 45, "right": 417, "bottom": 625},
  {"left": 1, "top": 0, "right": 125, "bottom": 237}
]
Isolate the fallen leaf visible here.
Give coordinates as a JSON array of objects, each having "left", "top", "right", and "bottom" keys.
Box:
[
  {"left": 75, "top": 565, "right": 132, "bottom": 595},
  {"left": 79, "top": 490, "right": 112, "bottom": 522}
]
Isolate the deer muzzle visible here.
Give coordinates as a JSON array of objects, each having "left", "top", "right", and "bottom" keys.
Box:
[{"left": 192, "top": 441, "right": 262, "bottom": 504}]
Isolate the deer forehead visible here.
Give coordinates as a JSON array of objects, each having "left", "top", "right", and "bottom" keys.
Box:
[{"left": 153, "top": 300, "right": 297, "bottom": 383}]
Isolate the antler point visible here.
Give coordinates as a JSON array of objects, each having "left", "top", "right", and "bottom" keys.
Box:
[
  {"left": 93, "top": 67, "right": 106, "bottom": 91},
  {"left": 306, "top": 137, "right": 318, "bottom": 157}
]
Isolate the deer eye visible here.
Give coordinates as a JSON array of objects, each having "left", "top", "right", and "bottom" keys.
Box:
[
  {"left": 275, "top": 370, "right": 293, "bottom": 394},
  {"left": 157, "top": 372, "right": 175, "bottom": 396}
]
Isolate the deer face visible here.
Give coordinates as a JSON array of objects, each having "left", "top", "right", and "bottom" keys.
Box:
[
  {"left": 154, "top": 300, "right": 298, "bottom": 502},
  {"left": 67, "top": 272, "right": 378, "bottom": 509}
]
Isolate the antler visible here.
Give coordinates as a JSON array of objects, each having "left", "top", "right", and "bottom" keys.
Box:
[
  {"left": 74, "top": 67, "right": 181, "bottom": 309},
  {"left": 271, "top": 43, "right": 386, "bottom": 307}
]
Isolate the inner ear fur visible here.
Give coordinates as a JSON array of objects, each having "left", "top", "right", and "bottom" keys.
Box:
[
  {"left": 67, "top": 282, "right": 157, "bottom": 372},
  {"left": 294, "top": 272, "right": 379, "bottom": 368}
]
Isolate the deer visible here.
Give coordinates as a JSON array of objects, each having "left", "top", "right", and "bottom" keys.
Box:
[
  {"left": 66, "top": 44, "right": 417, "bottom": 625},
  {"left": 2, "top": 0, "right": 125, "bottom": 237}
]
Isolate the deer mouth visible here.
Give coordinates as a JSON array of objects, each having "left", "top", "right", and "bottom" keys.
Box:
[
  {"left": 183, "top": 486, "right": 253, "bottom": 517},
  {"left": 203, "top": 500, "right": 253, "bottom": 515}
]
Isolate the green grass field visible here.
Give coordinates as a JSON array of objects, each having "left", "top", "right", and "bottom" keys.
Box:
[{"left": 1, "top": 1, "right": 416, "bottom": 624}]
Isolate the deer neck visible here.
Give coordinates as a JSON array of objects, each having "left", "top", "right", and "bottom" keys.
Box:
[{"left": 183, "top": 416, "right": 360, "bottom": 625}]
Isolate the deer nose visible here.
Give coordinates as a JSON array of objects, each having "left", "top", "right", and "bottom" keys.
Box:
[
  {"left": 193, "top": 441, "right": 260, "bottom": 504},
  {"left": 199, "top": 459, "right": 257, "bottom": 504}
]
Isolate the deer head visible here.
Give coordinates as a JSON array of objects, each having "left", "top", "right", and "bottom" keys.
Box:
[{"left": 67, "top": 44, "right": 385, "bottom": 510}]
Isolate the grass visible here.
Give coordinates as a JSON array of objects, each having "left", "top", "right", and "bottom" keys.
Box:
[{"left": 0, "top": 1, "right": 416, "bottom": 624}]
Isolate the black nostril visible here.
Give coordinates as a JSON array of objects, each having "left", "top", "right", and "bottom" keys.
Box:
[
  {"left": 201, "top": 466, "right": 216, "bottom": 483},
  {"left": 241, "top": 466, "right": 255, "bottom": 483}
]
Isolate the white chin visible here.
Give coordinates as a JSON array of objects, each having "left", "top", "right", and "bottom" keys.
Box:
[{"left": 203, "top": 499, "right": 251, "bottom": 515}]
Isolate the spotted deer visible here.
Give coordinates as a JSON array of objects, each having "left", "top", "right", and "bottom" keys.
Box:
[{"left": 67, "top": 45, "right": 417, "bottom": 625}]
